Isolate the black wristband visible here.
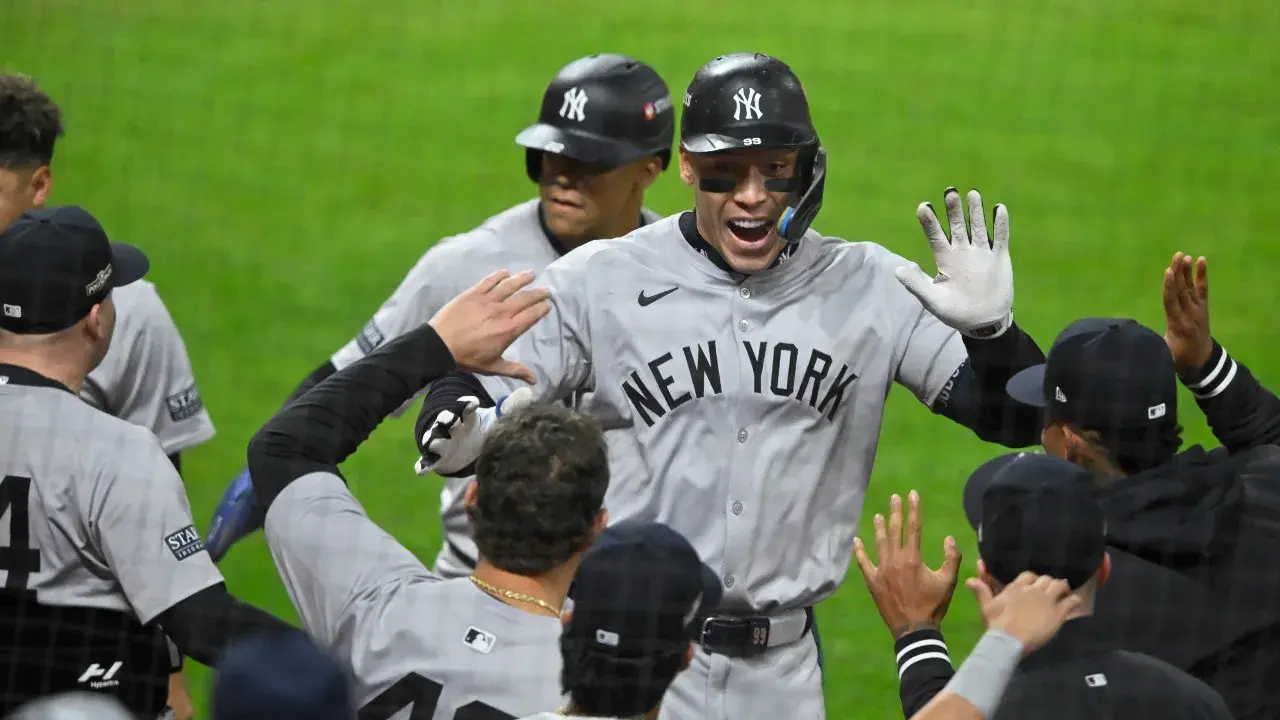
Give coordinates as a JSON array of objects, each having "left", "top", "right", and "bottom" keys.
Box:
[
  {"left": 1179, "top": 340, "right": 1235, "bottom": 399},
  {"left": 894, "top": 627, "right": 952, "bottom": 679}
]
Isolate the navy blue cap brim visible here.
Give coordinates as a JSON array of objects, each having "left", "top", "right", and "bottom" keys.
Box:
[
  {"left": 963, "top": 452, "right": 1033, "bottom": 530},
  {"left": 516, "top": 123, "right": 647, "bottom": 167},
  {"left": 110, "top": 242, "right": 149, "bottom": 287},
  {"left": 1005, "top": 364, "right": 1047, "bottom": 407}
]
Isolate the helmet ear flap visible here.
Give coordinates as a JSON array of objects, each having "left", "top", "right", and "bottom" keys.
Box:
[
  {"left": 525, "top": 149, "right": 542, "bottom": 183},
  {"left": 778, "top": 144, "right": 826, "bottom": 242}
]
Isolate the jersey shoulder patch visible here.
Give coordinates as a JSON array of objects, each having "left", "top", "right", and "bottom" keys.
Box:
[
  {"left": 355, "top": 319, "right": 386, "bottom": 355},
  {"left": 463, "top": 626, "right": 497, "bottom": 654},
  {"left": 164, "top": 525, "right": 205, "bottom": 561},
  {"left": 165, "top": 384, "right": 205, "bottom": 422}
]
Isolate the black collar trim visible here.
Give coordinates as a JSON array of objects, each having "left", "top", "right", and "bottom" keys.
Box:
[{"left": 0, "top": 364, "right": 75, "bottom": 395}]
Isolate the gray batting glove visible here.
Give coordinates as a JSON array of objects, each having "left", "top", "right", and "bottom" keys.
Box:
[
  {"left": 414, "top": 387, "right": 533, "bottom": 476},
  {"left": 895, "top": 188, "right": 1014, "bottom": 339}
]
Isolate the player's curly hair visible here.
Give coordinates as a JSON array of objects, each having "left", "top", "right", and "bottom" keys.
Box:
[
  {"left": 468, "top": 403, "right": 609, "bottom": 576},
  {"left": 0, "top": 73, "right": 64, "bottom": 168},
  {"left": 560, "top": 643, "right": 686, "bottom": 717}
]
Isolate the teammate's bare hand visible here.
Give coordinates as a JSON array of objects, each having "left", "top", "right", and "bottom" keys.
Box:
[
  {"left": 854, "top": 491, "right": 963, "bottom": 639},
  {"left": 966, "top": 572, "right": 1081, "bottom": 657},
  {"left": 429, "top": 269, "right": 551, "bottom": 384},
  {"left": 1162, "top": 252, "right": 1212, "bottom": 374},
  {"left": 894, "top": 188, "right": 1014, "bottom": 339}
]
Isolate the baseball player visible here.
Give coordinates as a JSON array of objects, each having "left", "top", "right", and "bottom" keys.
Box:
[
  {"left": 206, "top": 53, "right": 677, "bottom": 571},
  {"left": 246, "top": 269, "right": 633, "bottom": 719},
  {"left": 0, "top": 72, "right": 215, "bottom": 718},
  {"left": 0, "top": 207, "right": 296, "bottom": 717},
  {"left": 414, "top": 53, "right": 1049, "bottom": 720}
]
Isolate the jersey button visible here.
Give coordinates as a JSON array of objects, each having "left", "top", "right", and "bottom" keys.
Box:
[
  {"left": 739, "top": 286, "right": 751, "bottom": 299},
  {"left": 731, "top": 501, "right": 743, "bottom": 515},
  {"left": 739, "top": 319, "right": 750, "bottom": 332},
  {"left": 737, "top": 429, "right": 748, "bottom": 443},
  {"left": 724, "top": 575, "right": 735, "bottom": 588}
]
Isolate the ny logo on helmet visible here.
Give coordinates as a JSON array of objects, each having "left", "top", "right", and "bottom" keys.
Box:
[
  {"left": 733, "top": 87, "right": 763, "bottom": 121},
  {"left": 560, "top": 87, "right": 588, "bottom": 122}
]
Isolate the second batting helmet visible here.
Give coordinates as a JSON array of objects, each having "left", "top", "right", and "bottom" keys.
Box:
[
  {"left": 517, "top": 54, "right": 674, "bottom": 183},
  {"left": 680, "top": 53, "right": 827, "bottom": 241}
]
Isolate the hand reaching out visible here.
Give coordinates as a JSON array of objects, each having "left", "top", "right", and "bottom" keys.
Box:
[
  {"left": 854, "top": 491, "right": 963, "bottom": 639},
  {"left": 1162, "top": 252, "right": 1212, "bottom": 374},
  {"left": 429, "top": 269, "right": 551, "bottom": 384},
  {"left": 966, "top": 572, "right": 1082, "bottom": 656}
]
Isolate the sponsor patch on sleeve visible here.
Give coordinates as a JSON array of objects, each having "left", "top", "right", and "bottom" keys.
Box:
[
  {"left": 164, "top": 525, "right": 205, "bottom": 561},
  {"left": 355, "top": 319, "right": 385, "bottom": 355},
  {"left": 166, "top": 384, "right": 204, "bottom": 422}
]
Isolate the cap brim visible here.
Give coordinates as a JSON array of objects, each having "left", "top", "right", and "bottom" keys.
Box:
[
  {"left": 515, "top": 123, "right": 645, "bottom": 167},
  {"left": 110, "top": 242, "right": 149, "bottom": 287},
  {"left": 1005, "top": 364, "right": 1047, "bottom": 407},
  {"left": 963, "top": 453, "right": 1029, "bottom": 530}
]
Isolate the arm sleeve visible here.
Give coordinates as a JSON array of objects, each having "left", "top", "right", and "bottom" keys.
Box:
[
  {"left": 154, "top": 583, "right": 301, "bottom": 667},
  {"left": 1179, "top": 340, "right": 1280, "bottom": 452},
  {"left": 247, "top": 323, "right": 456, "bottom": 642},
  {"left": 92, "top": 287, "right": 217, "bottom": 454},
  {"left": 88, "top": 433, "right": 225, "bottom": 625},
  {"left": 931, "top": 327, "right": 1047, "bottom": 447},
  {"left": 895, "top": 628, "right": 957, "bottom": 718}
]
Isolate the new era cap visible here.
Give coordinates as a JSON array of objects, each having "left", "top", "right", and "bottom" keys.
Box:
[
  {"left": 213, "top": 632, "right": 354, "bottom": 720},
  {"left": 964, "top": 452, "right": 1107, "bottom": 589},
  {"left": 0, "top": 206, "right": 149, "bottom": 334},
  {"left": 1004, "top": 318, "right": 1177, "bottom": 434},
  {"left": 566, "top": 520, "right": 722, "bottom": 658}
]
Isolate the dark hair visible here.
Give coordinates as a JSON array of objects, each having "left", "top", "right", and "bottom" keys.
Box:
[
  {"left": 468, "top": 403, "right": 609, "bottom": 575},
  {"left": 1060, "top": 418, "right": 1183, "bottom": 475},
  {"left": 0, "top": 73, "right": 63, "bottom": 169},
  {"left": 560, "top": 642, "right": 686, "bottom": 718}
]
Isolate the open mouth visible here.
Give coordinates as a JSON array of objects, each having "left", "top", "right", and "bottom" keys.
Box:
[{"left": 726, "top": 218, "right": 775, "bottom": 245}]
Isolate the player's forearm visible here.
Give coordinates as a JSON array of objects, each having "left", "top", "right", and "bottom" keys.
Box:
[
  {"left": 248, "top": 324, "right": 457, "bottom": 505},
  {"left": 896, "top": 627, "right": 957, "bottom": 718},
  {"left": 909, "top": 630, "right": 1024, "bottom": 720},
  {"left": 936, "top": 323, "right": 1045, "bottom": 447},
  {"left": 1180, "top": 340, "right": 1280, "bottom": 453},
  {"left": 156, "top": 583, "right": 299, "bottom": 667},
  {"left": 283, "top": 359, "right": 338, "bottom": 407}
]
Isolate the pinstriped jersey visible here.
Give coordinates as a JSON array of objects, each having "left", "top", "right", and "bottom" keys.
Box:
[{"left": 475, "top": 213, "right": 967, "bottom": 613}]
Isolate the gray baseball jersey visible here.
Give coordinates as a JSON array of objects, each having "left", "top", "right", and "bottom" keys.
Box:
[
  {"left": 475, "top": 213, "right": 966, "bottom": 614},
  {"left": 81, "top": 281, "right": 216, "bottom": 456},
  {"left": 329, "top": 198, "right": 660, "bottom": 576},
  {"left": 265, "top": 471, "right": 566, "bottom": 720},
  {"left": 0, "top": 368, "right": 224, "bottom": 623}
]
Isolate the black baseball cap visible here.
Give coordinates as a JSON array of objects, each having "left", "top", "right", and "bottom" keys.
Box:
[
  {"left": 566, "top": 520, "right": 721, "bottom": 658},
  {"left": 517, "top": 54, "right": 674, "bottom": 182},
  {"left": 1005, "top": 318, "right": 1177, "bottom": 435},
  {"left": 0, "top": 206, "right": 149, "bottom": 334},
  {"left": 964, "top": 452, "right": 1107, "bottom": 589}
]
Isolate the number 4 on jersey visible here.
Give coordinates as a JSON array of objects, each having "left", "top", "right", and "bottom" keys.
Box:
[
  {"left": 0, "top": 475, "right": 41, "bottom": 597},
  {"left": 359, "top": 672, "right": 515, "bottom": 720}
]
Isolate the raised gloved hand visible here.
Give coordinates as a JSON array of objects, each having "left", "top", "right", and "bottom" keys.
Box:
[
  {"left": 205, "top": 467, "right": 265, "bottom": 563},
  {"left": 414, "top": 387, "right": 533, "bottom": 476},
  {"left": 894, "top": 188, "right": 1014, "bottom": 339}
]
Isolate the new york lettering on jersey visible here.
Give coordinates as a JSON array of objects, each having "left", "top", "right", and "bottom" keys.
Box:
[
  {"left": 265, "top": 472, "right": 565, "bottom": 720},
  {"left": 478, "top": 213, "right": 964, "bottom": 612},
  {"left": 0, "top": 368, "right": 223, "bottom": 715}
]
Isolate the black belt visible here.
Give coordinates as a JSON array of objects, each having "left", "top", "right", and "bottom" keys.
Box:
[{"left": 698, "top": 607, "right": 814, "bottom": 658}]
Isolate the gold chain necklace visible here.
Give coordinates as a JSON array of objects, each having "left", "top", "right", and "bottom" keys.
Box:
[{"left": 470, "top": 575, "right": 562, "bottom": 617}]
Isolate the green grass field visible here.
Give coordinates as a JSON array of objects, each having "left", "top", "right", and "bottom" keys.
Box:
[{"left": 6, "top": 0, "right": 1280, "bottom": 716}]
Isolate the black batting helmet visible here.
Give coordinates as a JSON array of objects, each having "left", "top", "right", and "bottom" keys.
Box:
[
  {"left": 517, "top": 54, "right": 674, "bottom": 183},
  {"left": 680, "top": 53, "right": 827, "bottom": 241}
]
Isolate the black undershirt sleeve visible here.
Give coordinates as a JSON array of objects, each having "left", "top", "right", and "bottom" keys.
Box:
[
  {"left": 248, "top": 323, "right": 458, "bottom": 507},
  {"left": 154, "top": 584, "right": 298, "bottom": 667},
  {"left": 1180, "top": 340, "right": 1280, "bottom": 453},
  {"left": 167, "top": 453, "right": 180, "bottom": 475},
  {"left": 895, "top": 628, "right": 957, "bottom": 718},
  {"left": 413, "top": 371, "right": 494, "bottom": 467},
  {"left": 933, "top": 323, "right": 1046, "bottom": 448},
  {"left": 284, "top": 359, "right": 338, "bottom": 407}
]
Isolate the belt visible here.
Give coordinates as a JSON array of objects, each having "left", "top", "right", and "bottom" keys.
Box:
[{"left": 698, "top": 607, "right": 814, "bottom": 658}]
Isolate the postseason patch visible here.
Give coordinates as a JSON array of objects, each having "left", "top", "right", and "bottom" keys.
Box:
[
  {"left": 356, "top": 319, "right": 385, "bottom": 355},
  {"left": 165, "top": 525, "right": 205, "bottom": 561},
  {"left": 166, "top": 384, "right": 204, "bottom": 422}
]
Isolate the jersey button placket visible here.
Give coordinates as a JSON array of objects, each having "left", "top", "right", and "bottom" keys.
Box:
[{"left": 725, "top": 282, "right": 756, "bottom": 603}]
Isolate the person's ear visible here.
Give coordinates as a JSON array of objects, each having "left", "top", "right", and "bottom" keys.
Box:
[
  {"left": 560, "top": 609, "right": 574, "bottom": 628},
  {"left": 463, "top": 481, "right": 479, "bottom": 508},
  {"left": 682, "top": 641, "right": 696, "bottom": 670},
  {"left": 977, "top": 559, "right": 1000, "bottom": 593},
  {"left": 29, "top": 166, "right": 53, "bottom": 206},
  {"left": 84, "top": 303, "right": 108, "bottom": 344},
  {"left": 591, "top": 509, "right": 609, "bottom": 538},
  {"left": 1097, "top": 552, "right": 1111, "bottom": 589},
  {"left": 637, "top": 156, "right": 662, "bottom": 191},
  {"left": 679, "top": 149, "right": 695, "bottom": 187}
]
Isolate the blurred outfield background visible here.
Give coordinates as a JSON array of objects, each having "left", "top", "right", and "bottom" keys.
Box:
[{"left": 5, "top": 0, "right": 1280, "bottom": 716}]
